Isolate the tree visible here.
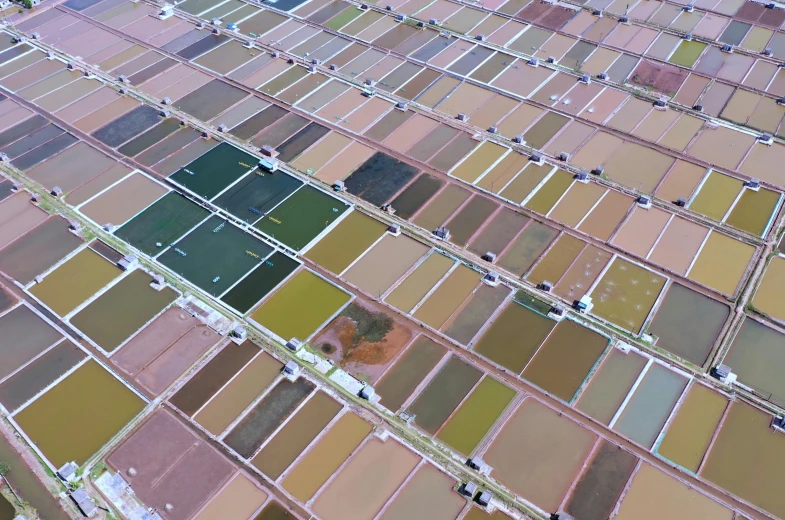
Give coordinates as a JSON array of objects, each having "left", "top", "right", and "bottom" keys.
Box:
[
  {"left": 22, "top": 0, "right": 32, "bottom": 9},
  {"left": 0, "top": 462, "right": 10, "bottom": 477}
]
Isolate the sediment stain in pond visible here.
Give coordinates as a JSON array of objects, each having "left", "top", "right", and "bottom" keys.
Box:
[
  {"left": 30, "top": 248, "right": 122, "bottom": 317},
  {"left": 613, "top": 363, "right": 688, "bottom": 448},
  {"left": 194, "top": 351, "right": 282, "bottom": 435},
  {"left": 170, "top": 340, "right": 259, "bottom": 416},
  {"left": 282, "top": 412, "right": 371, "bottom": 501},
  {"left": 14, "top": 360, "right": 144, "bottom": 467},
  {"left": 376, "top": 336, "right": 446, "bottom": 412},
  {"left": 408, "top": 355, "right": 483, "bottom": 434},
  {"left": 577, "top": 348, "right": 647, "bottom": 425},
  {"left": 658, "top": 383, "right": 726, "bottom": 472},
  {"left": 437, "top": 376, "right": 515, "bottom": 456},
  {"left": 565, "top": 441, "right": 638, "bottom": 520},
  {"left": 523, "top": 319, "right": 608, "bottom": 402},
  {"left": 592, "top": 258, "right": 666, "bottom": 333},
  {"left": 225, "top": 377, "right": 315, "bottom": 458},
  {"left": 304, "top": 211, "right": 387, "bottom": 274},
  {"left": 474, "top": 301, "right": 554, "bottom": 373},
  {"left": 252, "top": 390, "right": 341, "bottom": 478},
  {"left": 251, "top": 269, "right": 350, "bottom": 341},
  {"left": 648, "top": 283, "right": 729, "bottom": 366}
]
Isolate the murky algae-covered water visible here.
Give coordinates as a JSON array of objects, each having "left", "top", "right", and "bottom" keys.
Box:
[
  {"left": 282, "top": 412, "right": 371, "bottom": 502},
  {"left": 657, "top": 383, "right": 726, "bottom": 472},
  {"left": 523, "top": 319, "right": 608, "bottom": 403},
  {"left": 409, "top": 356, "right": 483, "bottom": 434},
  {"left": 436, "top": 376, "right": 515, "bottom": 455},
  {"left": 251, "top": 270, "right": 350, "bottom": 341},
  {"left": 474, "top": 301, "right": 555, "bottom": 373},
  {"left": 253, "top": 501, "right": 293, "bottom": 520},
  {"left": 224, "top": 377, "right": 315, "bottom": 458},
  {"left": 566, "top": 440, "right": 638, "bottom": 520},
  {"left": 14, "top": 360, "right": 144, "bottom": 467},
  {"left": 71, "top": 270, "right": 177, "bottom": 352},
  {"left": 194, "top": 351, "right": 282, "bottom": 435},
  {"left": 252, "top": 391, "right": 341, "bottom": 479},
  {"left": 30, "top": 248, "right": 121, "bottom": 317},
  {"left": 376, "top": 336, "right": 446, "bottom": 412},
  {"left": 648, "top": 283, "right": 729, "bottom": 366},
  {"left": 701, "top": 401, "right": 785, "bottom": 518}
]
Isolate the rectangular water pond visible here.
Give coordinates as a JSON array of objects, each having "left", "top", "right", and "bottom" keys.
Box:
[
  {"left": 115, "top": 192, "right": 211, "bottom": 257},
  {"left": 29, "top": 247, "right": 122, "bottom": 317},
  {"left": 14, "top": 360, "right": 145, "bottom": 467},
  {"left": 576, "top": 348, "right": 647, "bottom": 425},
  {"left": 408, "top": 355, "right": 483, "bottom": 434},
  {"left": 474, "top": 300, "right": 555, "bottom": 373},
  {"left": 70, "top": 270, "right": 177, "bottom": 353},
  {"left": 194, "top": 351, "right": 282, "bottom": 436},
  {"left": 722, "top": 317, "right": 785, "bottom": 405},
  {"left": 212, "top": 169, "right": 303, "bottom": 225},
  {"left": 344, "top": 152, "right": 419, "bottom": 206},
  {"left": 0, "top": 217, "right": 82, "bottom": 285},
  {"left": 378, "top": 464, "right": 464, "bottom": 520},
  {"left": 657, "top": 383, "right": 726, "bottom": 472},
  {"left": 565, "top": 440, "right": 638, "bottom": 520},
  {"left": 169, "top": 340, "right": 259, "bottom": 416},
  {"left": 224, "top": 377, "right": 315, "bottom": 458},
  {"left": 282, "top": 412, "right": 371, "bottom": 502},
  {"left": 304, "top": 210, "right": 387, "bottom": 274},
  {"left": 376, "top": 336, "right": 446, "bottom": 412},
  {"left": 443, "top": 283, "right": 510, "bottom": 346},
  {"left": 648, "top": 283, "right": 729, "bottom": 366},
  {"left": 522, "top": 319, "right": 608, "bottom": 403},
  {"left": 389, "top": 173, "right": 443, "bottom": 220},
  {"left": 0, "top": 304, "right": 64, "bottom": 381},
  {"left": 251, "top": 390, "right": 342, "bottom": 478},
  {"left": 159, "top": 215, "right": 272, "bottom": 297},
  {"left": 436, "top": 376, "right": 515, "bottom": 456},
  {"left": 169, "top": 142, "right": 257, "bottom": 200},
  {"left": 256, "top": 185, "right": 349, "bottom": 251},
  {"left": 591, "top": 258, "right": 666, "bottom": 334},
  {"left": 251, "top": 269, "right": 351, "bottom": 341},
  {"left": 220, "top": 252, "right": 300, "bottom": 315},
  {"left": 613, "top": 363, "right": 687, "bottom": 448},
  {"left": 0, "top": 340, "right": 86, "bottom": 413}
]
